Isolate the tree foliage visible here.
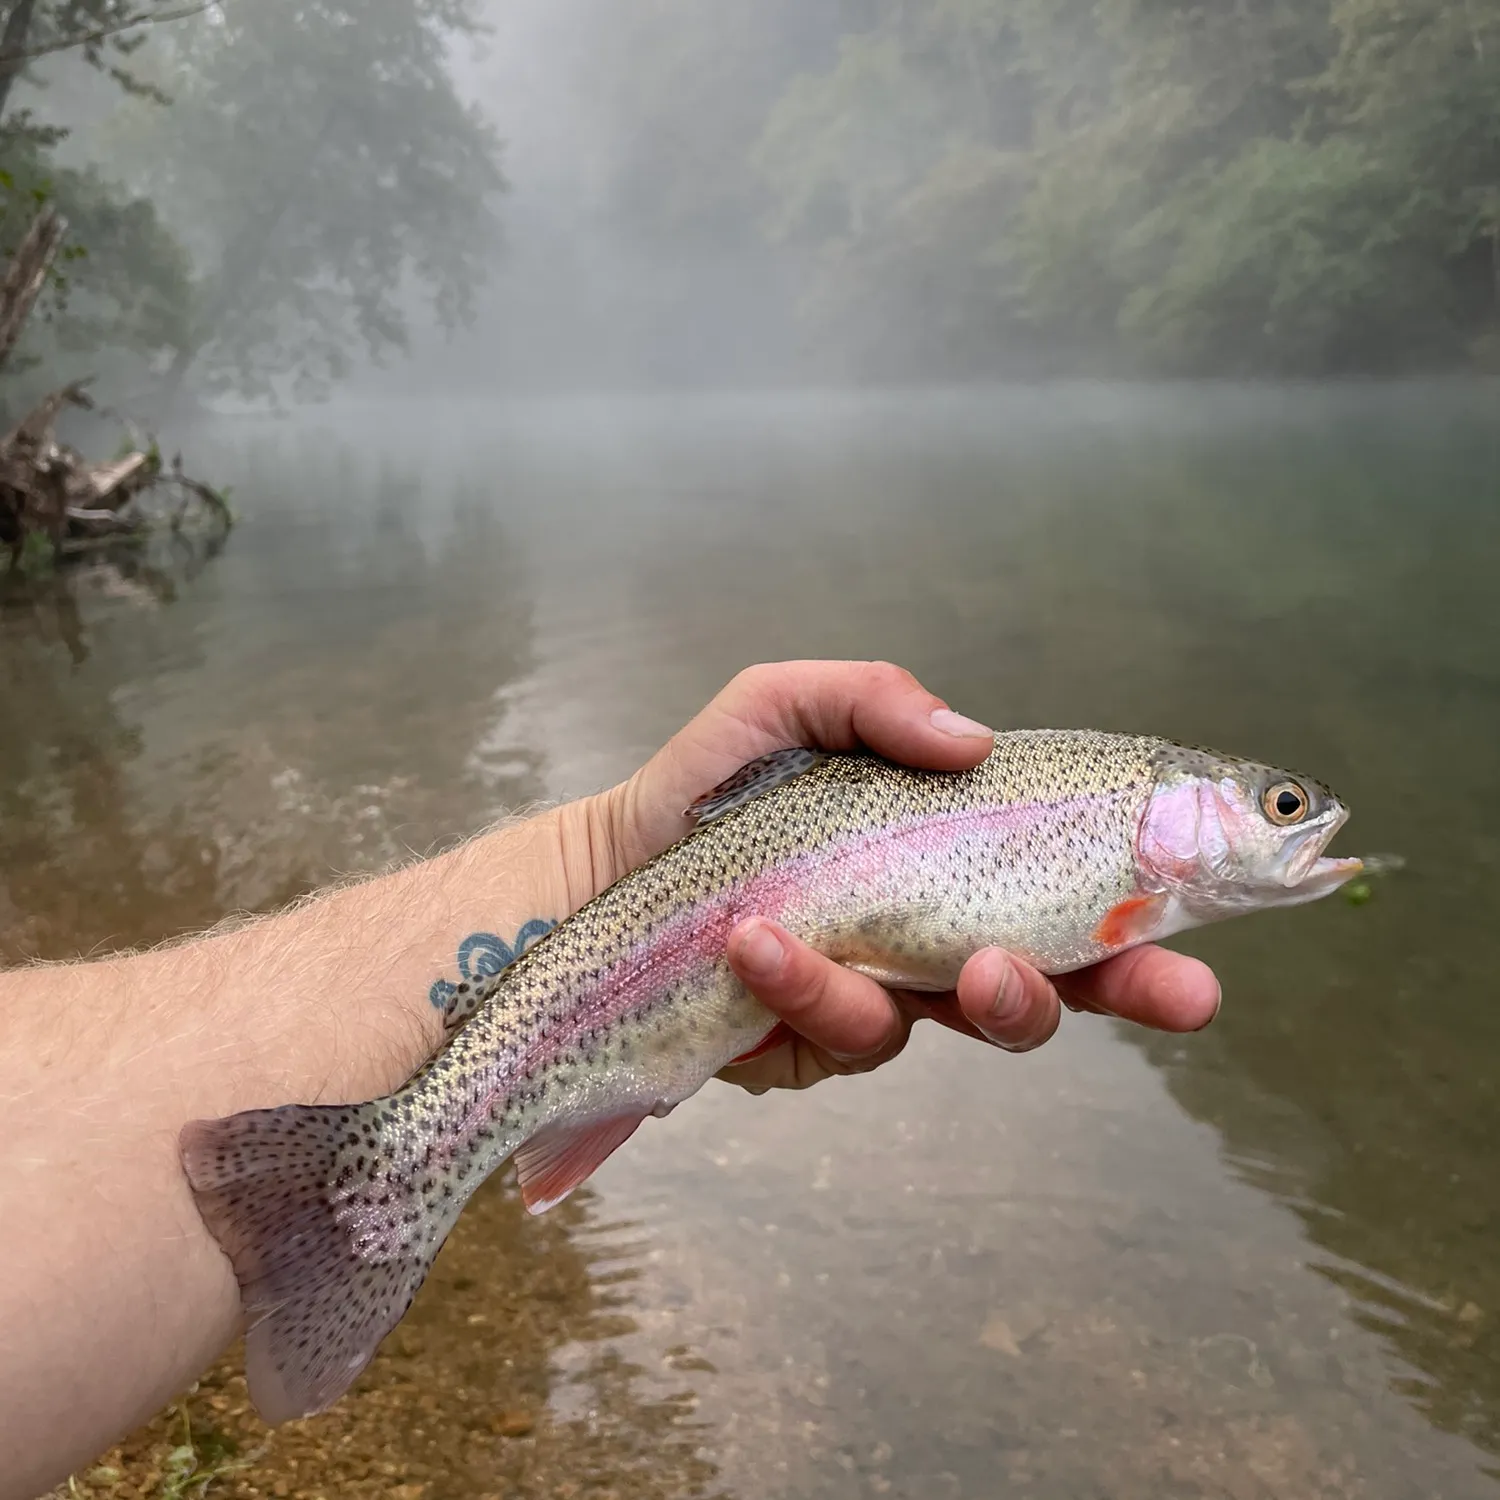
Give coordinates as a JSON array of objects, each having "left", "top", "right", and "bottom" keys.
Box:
[
  {"left": 594, "top": 0, "right": 1500, "bottom": 377},
  {"left": 2, "top": 0, "right": 504, "bottom": 405},
  {"left": 6, "top": 0, "right": 1494, "bottom": 385},
  {"left": 115, "top": 0, "right": 505, "bottom": 403},
  {"left": 0, "top": 0, "right": 210, "bottom": 116},
  {"left": 0, "top": 114, "right": 190, "bottom": 391},
  {"left": 0, "top": 1, "right": 200, "bottom": 393}
]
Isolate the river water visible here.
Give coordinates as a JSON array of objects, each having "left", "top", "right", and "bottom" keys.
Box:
[{"left": 5, "top": 383, "right": 1499, "bottom": 1499}]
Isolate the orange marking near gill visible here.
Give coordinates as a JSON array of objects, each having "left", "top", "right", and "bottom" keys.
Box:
[{"left": 1092, "top": 893, "right": 1166, "bottom": 948}]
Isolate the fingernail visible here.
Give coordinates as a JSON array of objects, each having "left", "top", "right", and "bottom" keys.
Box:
[
  {"left": 976, "top": 955, "right": 1026, "bottom": 1046},
  {"left": 735, "top": 920, "right": 785, "bottom": 979},
  {"left": 1193, "top": 978, "right": 1223, "bottom": 1031},
  {"left": 930, "top": 707, "right": 994, "bottom": 740},
  {"left": 1064, "top": 994, "right": 1113, "bottom": 1017}
]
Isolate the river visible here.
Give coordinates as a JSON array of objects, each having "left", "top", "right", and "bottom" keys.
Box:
[{"left": 5, "top": 382, "right": 1498, "bottom": 1499}]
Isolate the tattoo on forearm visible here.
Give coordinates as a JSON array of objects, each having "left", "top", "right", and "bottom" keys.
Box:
[{"left": 429, "top": 919, "right": 557, "bottom": 1031}]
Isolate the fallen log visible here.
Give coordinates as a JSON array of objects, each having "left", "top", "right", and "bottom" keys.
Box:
[{"left": 0, "top": 208, "right": 231, "bottom": 573}]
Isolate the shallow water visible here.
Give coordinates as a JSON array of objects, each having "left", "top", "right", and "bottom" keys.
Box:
[{"left": 6, "top": 382, "right": 1500, "bottom": 1498}]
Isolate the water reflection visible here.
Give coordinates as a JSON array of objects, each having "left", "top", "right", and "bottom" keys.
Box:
[
  {"left": 1140, "top": 930, "right": 1500, "bottom": 1472},
  {"left": 0, "top": 530, "right": 231, "bottom": 661},
  {"left": 426, "top": 383, "right": 1500, "bottom": 1493},
  {"left": 1105, "top": 397, "right": 1500, "bottom": 1472},
  {"left": 0, "top": 438, "right": 545, "bottom": 961}
]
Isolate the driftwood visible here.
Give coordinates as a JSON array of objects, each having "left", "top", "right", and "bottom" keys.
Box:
[{"left": 0, "top": 207, "right": 231, "bottom": 572}]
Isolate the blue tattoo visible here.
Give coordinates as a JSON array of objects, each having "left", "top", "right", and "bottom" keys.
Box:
[{"left": 430, "top": 919, "right": 557, "bottom": 1028}]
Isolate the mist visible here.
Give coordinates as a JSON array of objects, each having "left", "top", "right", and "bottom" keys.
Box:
[
  {"left": 363, "top": 0, "right": 825, "bottom": 396},
  {"left": 8, "top": 0, "right": 1494, "bottom": 415}
]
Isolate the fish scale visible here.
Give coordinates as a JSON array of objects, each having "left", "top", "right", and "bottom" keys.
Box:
[{"left": 180, "top": 728, "right": 1363, "bottom": 1425}]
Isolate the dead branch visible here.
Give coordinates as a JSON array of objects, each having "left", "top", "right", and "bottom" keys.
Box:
[{"left": 69, "top": 450, "right": 150, "bottom": 504}]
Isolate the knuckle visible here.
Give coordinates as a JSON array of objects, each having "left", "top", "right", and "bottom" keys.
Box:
[
  {"left": 861, "top": 659, "right": 917, "bottom": 695},
  {"left": 730, "top": 660, "right": 799, "bottom": 699},
  {"left": 724, "top": 663, "right": 771, "bottom": 702}
]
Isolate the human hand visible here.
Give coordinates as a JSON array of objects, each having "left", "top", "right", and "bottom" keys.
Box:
[{"left": 589, "top": 661, "right": 1220, "bottom": 1093}]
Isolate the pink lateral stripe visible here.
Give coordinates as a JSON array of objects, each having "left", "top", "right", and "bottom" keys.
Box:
[{"left": 448, "top": 792, "right": 1114, "bottom": 1149}]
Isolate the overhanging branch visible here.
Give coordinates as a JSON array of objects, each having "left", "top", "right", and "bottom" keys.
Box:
[{"left": 0, "top": 0, "right": 217, "bottom": 68}]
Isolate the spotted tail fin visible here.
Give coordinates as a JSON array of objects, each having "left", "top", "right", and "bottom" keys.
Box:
[{"left": 180, "top": 1099, "right": 466, "bottom": 1423}]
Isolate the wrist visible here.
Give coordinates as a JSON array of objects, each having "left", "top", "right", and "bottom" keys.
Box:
[{"left": 552, "top": 784, "right": 632, "bottom": 910}]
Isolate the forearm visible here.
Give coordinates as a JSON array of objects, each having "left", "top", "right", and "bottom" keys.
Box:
[{"left": 0, "top": 796, "right": 614, "bottom": 1500}]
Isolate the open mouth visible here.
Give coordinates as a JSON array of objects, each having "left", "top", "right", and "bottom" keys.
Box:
[
  {"left": 1298, "top": 852, "right": 1365, "bottom": 892},
  {"left": 1282, "top": 808, "right": 1364, "bottom": 891}
]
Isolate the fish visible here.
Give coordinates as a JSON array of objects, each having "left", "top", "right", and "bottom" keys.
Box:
[{"left": 180, "top": 730, "right": 1366, "bottom": 1422}]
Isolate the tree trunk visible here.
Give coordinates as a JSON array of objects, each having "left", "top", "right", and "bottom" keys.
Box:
[
  {"left": 0, "top": 202, "right": 63, "bottom": 370},
  {"left": 0, "top": 0, "right": 40, "bottom": 118}
]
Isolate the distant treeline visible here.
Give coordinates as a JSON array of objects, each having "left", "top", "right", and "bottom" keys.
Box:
[
  {"left": 2, "top": 0, "right": 1496, "bottom": 396},
  {"left": 582, "top": 0, "right": 1500, "bottom": 379}
]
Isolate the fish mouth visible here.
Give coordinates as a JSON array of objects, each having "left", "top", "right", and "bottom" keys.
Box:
[
  {"left": 1296, "top": 852, "right": 1365, "bottom": 893},
  {"left": 1281, "top": 807, "right": 1363, "bottom": 892}
]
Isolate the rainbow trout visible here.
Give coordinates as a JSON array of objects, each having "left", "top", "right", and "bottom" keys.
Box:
[{"left": 181, "top": 732, "right": 1364, "bottom": 1421}]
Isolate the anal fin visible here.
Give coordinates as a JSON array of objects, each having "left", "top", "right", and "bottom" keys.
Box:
[
  {"left": 726, "top": 1020, "right": 792, "bottom": 1066},
  {"left": 513, "top": 1111, "right": 650, "bottom": 1215}
]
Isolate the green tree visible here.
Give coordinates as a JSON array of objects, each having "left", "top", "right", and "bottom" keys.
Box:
[
  {"left": 751, "top": 7, "right": 1038, "bottom": 375},
  {"left": 575, "top": 0, "right": 830, "bottom": 250},
  {"left": 741, "top": 0, "right": 1499, "bottom": 376},
  {"left": 1319, "top": 0, "right": 1500, "bottom": 347},
  {"left": 1116, "top": 137, "right": 1447, "bottom": 372},
  {"left": 116, "top": 0, "right": 505, "bottom": 405},
  {"left": 1007, "top": 0, "right": 1341, "bottom": 364},
  {"left": 0, "top": 4, "right": 197, "bottom": 403},
  {"left": 1, "top": 121, "right": 190, "bottom": 379}
]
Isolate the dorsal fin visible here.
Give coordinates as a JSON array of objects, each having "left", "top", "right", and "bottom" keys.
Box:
[{"left": 682, "top": 746, "right": 825, "bottom": 827}]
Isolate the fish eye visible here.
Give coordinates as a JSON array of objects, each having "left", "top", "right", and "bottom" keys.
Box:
[{"left": 1262, "top": 781, "right": 1310, "bottom": 825}]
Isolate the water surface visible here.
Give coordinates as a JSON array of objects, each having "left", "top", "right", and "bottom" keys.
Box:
[{"left": 6, "top": 383, "right": 1499, "bottom": 1499}]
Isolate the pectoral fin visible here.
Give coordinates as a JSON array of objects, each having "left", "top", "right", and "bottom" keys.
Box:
[{"left": 1092, "top": 893, "right": 1168, "bottom": 949}]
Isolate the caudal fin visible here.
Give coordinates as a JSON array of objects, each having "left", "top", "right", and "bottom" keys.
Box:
[{"left": 180, "top": 1100, "right": 455, "bottom": 1423}]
